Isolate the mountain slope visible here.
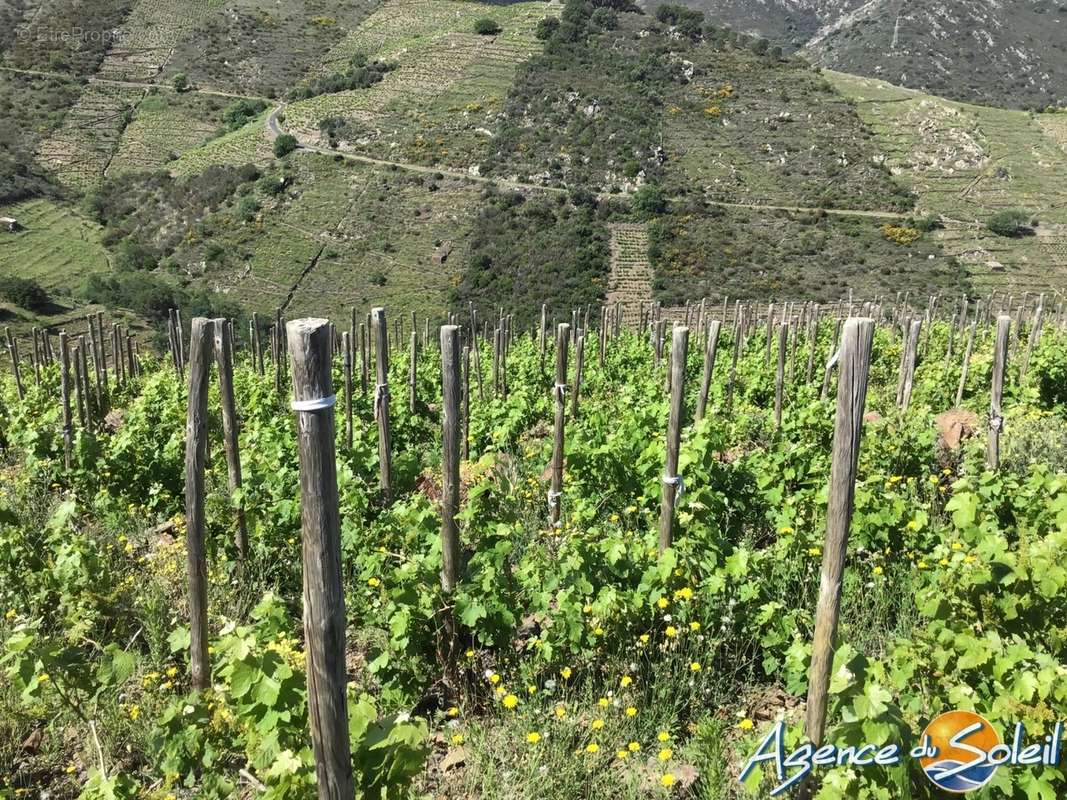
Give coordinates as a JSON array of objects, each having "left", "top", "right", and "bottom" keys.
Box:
[{"left": 645, "top": 0, "right": 1067, "bottom": 110}]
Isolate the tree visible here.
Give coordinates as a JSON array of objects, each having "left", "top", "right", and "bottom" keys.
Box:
[
  {"left": 473, "top": 18, "right": 501, "bottom": 35},
  {"left": 632, "top": 184, "right": 667, "bottom": 217},
  {"left": 0, "top": 277, "right": 49, "bottom": 311},
  {"left": 172, "top": 72, "right": 189, "bottom": 92},
  {"left": 535, "top": 16, "right": 559, "bottom": 40},
  {"left": 274, "top": 134, "right": 298, "bottom": 158},
  {"left": 987, "top": 209, "right": 1032, "bottom": 237}
]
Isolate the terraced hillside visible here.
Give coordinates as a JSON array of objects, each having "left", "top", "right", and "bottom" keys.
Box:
[
  {"left": 283, "top": 0, "right": 551, "bottom": 169},
  {"left": 108, "top": 92, "right": 227, "bottom": 175},
  {"left": 605, "top": 223, "right": 653, "bottom": 327},
  {"left": 829, "top": 71, "right": 1067, "bottom": 295}
]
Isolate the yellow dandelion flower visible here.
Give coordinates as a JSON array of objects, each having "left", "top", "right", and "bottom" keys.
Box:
[
  {"left": 502, "top": 694, "right": 519, "bottom": 710},
  {"left": 625, "top": 706, "right": 637, "bottom": 717},
  {"left": 555, "top": 706, "right": 567, "bottom": 719},
  {"left": 447, "top": 706, "right": 460, "bottom": 717},
  {"left": 367, "top": 577, "right": 380, "bottom": 587},
  {"left": 665, "top": 625, "right": 677, "bottom": 638},
  {"left": 597, "top": 697, "right": 609, "bottom": 707},
  {"left": 627, "top": 741, "right": 641, "bottom": 752},
  {"left": 465, "top": 649, "right": 475, "bottom": 658},
  {"left": 658, "top": 747, "right": 672, "bottom": 761},
  {"left": 585, "top": 743, "right": 600, "bottom": 754},
  {"left": 873, "top": 566, "right": 883, "bottom": 576},
  {"left": 952, "top": 542, "right": 963, "bottom": 551},
  {"left": 489, "top": 673, "right": 500, "bottom": 685},
  {"left": 689, "top": 622, "right": 701, "bottom": 632},
  {"left": 591, "top": 719, "right": 605, "bottom": 730},
  {"left": 690, "top": 662, "right": 701, "bottom": 672},
  {"left": 617, "top": 749, "right": 629, "bottom": 760},
  {"left": 451, "top": 733, "right": 464, "bottom": 745},
  {"left": 738, "top": 718, "right": 754, "bottom": 730},
  {"left": 527, "top": 731, "right": 542, "bottom": 744},
  {"left": 808, "top": 547, "right": 821, "bottom": 557},
  {"left": 528, "top": 685, "right": 537, "bottom": 695},
  {"left": 620, "top": 675, "right": 633, "bottom": 687},
  {"left": 657, "top": 731, "right": 670, "bottom": 742},
  {"left": 639, "top": 634, "right": 650, "bottom": 645},
  {"left": 661, "top": 773, "right": 676, "bottom": 787},
  {"left": 656, "top": 597, "right": 669, "bottom": 609},
  {"left": 560, "top": 666, "right": 572, "bottom": 680}
]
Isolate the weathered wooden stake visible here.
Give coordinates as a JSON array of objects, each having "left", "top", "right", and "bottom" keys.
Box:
[
  {"left": 987, "top": 316, "right": 1010, "bottom": 469},
  {"left": 695, "top": 320, "right": 721, "bottom": 422},
  {"left": 955, "top": 320, "right": 977, "bottom": 407},
  {"left": 570, "top": 334, "right": 585, "bottom": 419},
  {"left": 183, "top": 318, "right": 212, "bottom": 691},
  {"left": 372, "top": 307, "right": 393, "bottom": 503},
  {"left": 658, "top": 326, "right": 689, "bottom": 552},
  {"left": 342, "top": 332, "right": 354, "bottom": 450},
  {"left": 774, "top": 322, "right": 787, "bottom": 430},
  {"left": 286, "top": 318, "right": 354, "bottom": 800},
  {"left": 59, "top": 332, "right": 72, "bottom": 469},
  {"left": 804, "top": 317, "right": 875, "bottom": 753},
  {"left": 212, "top": 319, "right": 248, "bottom": 561},
  {"left": 549, "top": 324, "right": 570, "bottom": 528}
]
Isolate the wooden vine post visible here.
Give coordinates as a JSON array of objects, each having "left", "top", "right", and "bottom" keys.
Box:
[
  {"left": 549, "top": 324, "right": 570, "bottom": 528},
  {"left": 955, "top": 319, "right": 977, "bottom": 407},
  {"left": 804, "top": 317, "right": 875, "bottom": 756},
  {"left": 286, "top": 318, "right": 354, "bottom": 800},
  {"left": 5, "top": 327, "right": 24, "bottom": 400},
  {"left": 213, "top": 318, "right": 248, "bottom": 561},
  {"left": 987, "top": 315, "right": 1010, "bottom": 469},
  {"left": 658, "top": 326, "right": 689, "bottom": 552},
  {"left": 439, "top": 325, "right": 462, "bottom": 678},
  {"left": 774, "top": 322, "right": 787, "bottom": 430},
  {"left": 695, "top": 320, "right": 721, "bottom": 422},
  {"left": 409, "top": 330, "right": 418, "bottom": 413},
  {"left": 342, "top": 332, "right": 354, "bottom": 449},
  {"left": 372, "top": 307, "right": 393, "bottom": 502},
  {"left": 183, "top": 318, "right": 212, "bottom": 691},
  {"left": 59, "top": 332, "right": 73, "bottom": 469},
  {"left": 571, "top": 334, "right": 585, "bottom": 419}
]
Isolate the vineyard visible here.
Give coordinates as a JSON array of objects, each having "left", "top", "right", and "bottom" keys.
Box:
[{"left": 2, "top": 293, "right": 1067, "bottom": 799}]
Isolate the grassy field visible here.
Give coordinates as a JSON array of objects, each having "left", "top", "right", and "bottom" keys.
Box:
[
  {"left": 282, "top": 0, "right": 550, "bottom": 169},
  {"left": 0, "top": 198, "right": 111, "bottom": 298},
  {"left": 828, "top": 70, "right": 1067, "bottom": 295},
  {"left": 108, "top": 91, "right": 229, "bottom": 175}
]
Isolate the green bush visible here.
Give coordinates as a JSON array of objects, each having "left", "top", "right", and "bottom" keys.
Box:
[
  {"left": 987, "top": 209, "right": 1032, "bottom": 237},
  {"left": 0, "top": 276, "right": 49, "bottom": 311},
  {"left": 473, "top": 18, "right": 501, "bottom": 36},
  {"left": 632, "top": 184, "right": 668, "bottom": 217},
  {"left": 273, "top": 134, "right": 298, "bottom": 158}
]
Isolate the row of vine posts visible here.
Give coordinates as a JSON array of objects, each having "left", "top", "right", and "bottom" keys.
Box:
[{"left": 0, "top": 286, "right": 1055, "bottom": 798}]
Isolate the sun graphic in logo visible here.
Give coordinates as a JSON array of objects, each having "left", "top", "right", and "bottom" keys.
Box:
[{"left": 920, "top": 710, "right": 1001, "bottom": 793}]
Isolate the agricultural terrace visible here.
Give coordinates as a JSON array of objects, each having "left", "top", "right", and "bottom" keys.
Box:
[
  {"left": 169, "top": 111, "right": 274, "bottom": 177},
  {"left": 94, "top": 0, "right": 225, "bottom": 83},
  {"left": 177, "top": 155, "right": 482, "bottom": 323},
  {"left": 35, "top": 83, "right": 145, "bottom": 192},
  {"left": 3, "top": 301, "right": 1067, "bottom": 799},
  {"left": 282, "top": 0, "right": 550, "bottom": 169},
  {"left": 160, "top": 0, "right": 382, "bottom": 98},
  {"left": 828, "top": 71, "right": 1067, "bottom": 296},
  {"left": 108, "top": 92, "right": 229, "bottom": 175}
]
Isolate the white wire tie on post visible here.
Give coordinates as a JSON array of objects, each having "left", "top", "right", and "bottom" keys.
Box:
[
  {"left": 547, "top": 489, "right": 562, "bottom": 509},
  {"left": 553, "top": 383, "right": 568, "bottom": 403},
  {"left": 988, "top": 413, "right": 1004, "bottom": 433},
  {"left": 662, "top": 474, "right": 684, "bottom": 503},
  {"left": 291, "top": 394, "right": 336, "bottom": 412}
]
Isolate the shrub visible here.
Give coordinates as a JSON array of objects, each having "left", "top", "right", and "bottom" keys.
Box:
[
  {"left": 535, "top": 16, "right": 559, "bottom": 40},
  {"left": 172, "top": 73, "right": 188, "bottom": 92},
  {"left": 0, "top": 277, "right": 49, "bottom": 311},
  {"left": 632, "top": 184, "right": 668, "bottom": 217},
  {"left": 987, "top": 209, "right": 1032, "bottom": 237},
  {"left": 473, "top": 18, "right": 501, "bottom": 35},
  {"left": 274, "top": 134, "right": 298, "bottom": 158}
]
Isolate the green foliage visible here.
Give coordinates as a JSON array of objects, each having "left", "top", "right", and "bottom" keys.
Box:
[
  {"left": 0, "top": 276, "right": 49, "bottom": 311},
  {"left": 632, "top": 184, "right": 667, "bottom": 218},
  {"left": 473, "top": 18, "right": 502, "bottom": 36},
  {"left": 453, "top": 189, "right": 611, "bottom": 329},
  {"left": 172, "top": 73, "right": 189, "bottom": 93},
  {"left": 221, "top": 99, "right": 268, "bottom": 133},
  {"left": 287, "top": 54, "right": 395, "bottom": 102},
  {"left": 273, "top": 134, "right": 298, "bottom": 158},
  {"left": 988, "top": 209, "right": 1033, "bottom": 238}
]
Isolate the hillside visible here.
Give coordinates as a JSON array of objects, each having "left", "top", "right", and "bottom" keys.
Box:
[
  {"left": 0, "top": 0, "right": 1064, "bottom": 336},
  {"left": 646, "top": 0, "right": 1067, "bottom": 111}
]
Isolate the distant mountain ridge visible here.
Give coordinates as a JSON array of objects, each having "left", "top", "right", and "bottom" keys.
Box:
[{"left": 644, "top": 0, "right": 1067, "bottom": 110}]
